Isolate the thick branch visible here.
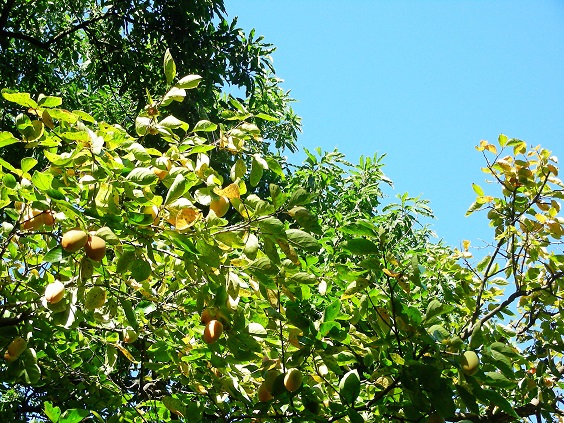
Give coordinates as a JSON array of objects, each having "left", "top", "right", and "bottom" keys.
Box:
[{"left": 0, "top": 0, "right": 16, "bottom": 32}]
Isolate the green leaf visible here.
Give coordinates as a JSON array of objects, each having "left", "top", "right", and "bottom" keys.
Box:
[
  {"left": 323, "top": 299, "right": 341, "bottom": 322},
  {"left": 164, "top": 174, "right": 187, "bottom": 206},
  {"left": 469, "top": 324, "right": 484, "bottom": 349},
  {"left": 342, "top": 238, "right": 379, "bottom": 255},
  {"left": 44, "top": 247, "right": 64, "bottom": 263},
  {"left": 288, "top": 188, "right": 314, "bottom": 207},
  {"left": 37, "top": 94, "right": 63, "bottom": 108},
  {"left": 481, "top": 389, "right": 519, "bottom": 418},
  {"left": 176, "top": 74, "right": 202, "bottom": 89},
  {"left": 250, "top": 156, "right": 264, "bottom": 187},
  {"left": 31, "top": 171, "right": 53, "bottom": 191},
  {"left": 96, "top": 227, "right": 120, "bottom": 245},
  {"left": 126, "top": 167, "right": 159, "bottom": 185},
  {"left": 3, "top": 173, "right": 17, "bottom": 189},
  {"left": 1, "top": 89, "right": 38, "bottom": 108},
  {"left": 0, "top": 131, "right": 19, "bottom": 148},
  {"left": 131, "top": 259, "right": 152, "bottom": 282},
  {"left": 286, "top": 229, "right": 320, "bottom": 252},
  {"left": 59, "top": 409, "right": 90, "bottom": 423},
  {"left": 286, "top": 272, "right": 317, "bottom": 285},
  {"left": 21, "top": 157, "right": 38, "bottom": 174},
  {"left": 265, "top": 156, "right": 285, "bottom": 179},
  {"left": 163, "top": 48, "right": 176, "bottom": 85},
  {"left": 339, "top": 370, "right": 361, "bottom": 405},
  {"left": 193, "top": 120, "right": 217, "bottom": 132},
  {"left": 44, "top": 401, "right": 62, "bottom": 423},
  {"left": 288, "top": 207, "right": 322, "bottom": 234},
  {"left": 472, "top": 183, "right": 484, "bottom": 196},
  {"left": 258, "top": 217, "right": 286, "bottom": 238},
  {"left": 255, "top": 112, "right": 279, "bottom": 122}
]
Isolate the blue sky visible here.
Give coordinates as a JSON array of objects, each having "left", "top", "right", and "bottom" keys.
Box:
[{"left": 224, "top": 0, "right": 564, "bottom": 249}]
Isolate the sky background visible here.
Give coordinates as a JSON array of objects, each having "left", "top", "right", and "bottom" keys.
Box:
[{"left": 224, "top": 0, "right": 564, "bottom": 250}]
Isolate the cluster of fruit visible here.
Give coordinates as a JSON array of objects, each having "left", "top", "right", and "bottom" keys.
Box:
[
  {"left": 257, "top": 367, "right": 303, "bottom": 402},
  {"left": 20, "top": 208, "right": 55, "bottom": 230},
  {"left": 43, "top": 230, "right": 108, "bottom": 310}
]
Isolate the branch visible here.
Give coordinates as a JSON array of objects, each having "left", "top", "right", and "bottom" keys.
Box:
[
  {"left": 0, "top": 7, "right": 117, "bottom": 54},
  {"left": 0, "top": 0, "right": 16, "bottom": 32},
  {"left": 47, "top": 9, "right": 116, "bottom": 47},
  {"left": 0, "top": 29, "right": 53, "bottom": 53}
]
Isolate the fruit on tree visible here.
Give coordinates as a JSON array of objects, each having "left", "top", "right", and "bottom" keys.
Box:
[
  {"left": 200, "top": 309, "right": 213, "bottom": 325},
  {"left": 44, "top": 281, "right": 65, "bottom": 304},
  {"left": 152, "top": 167, "right": 168, "bottom": 180},
  {"left": 7, "top": 337, "right": 27, "bottom": 359},
  {"left": 143, "top": 205, "right": 160, "bottom": 225},
  {"left": 263, "top": 369, "right": 281, "bottom": 393},
  {"left": 123, "top": 327, "right": 139, "bottom": 344},
  {"left": 42, "top": 210, "right": 55, "bottom": 226},
  {"left": 84, "top": 235, "right": 106, "bottom": 261},
  {"left": 209, "top": 195, "right": 229, "bottom": 217},
  {"left": 460, "top": 350, "right": 480, "bottom": 376},
  {"left": 85, "top": 286, "right": 107, "bottom": 310},
  {"left": 203, "top": 320, "right": 223, "bottom": 344},
  {"left": 258, "top": 382, "right": 273, "bottom": 402},
  {"left": 21, "top": 209, "right": 43, "bottom": 230},
  {"left": 61, "top": 229, "right": 88, "bottom": 252},
  {"left": 284, "top": 368, "right": 303, "bottom": 392}
]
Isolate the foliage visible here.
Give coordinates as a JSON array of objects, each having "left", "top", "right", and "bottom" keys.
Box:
[
  {"left": 1, "top": 54, "right": 564, "bottom": 423},
  {"left": 0, "top": 0, "right": 301, "bottom": 164}
]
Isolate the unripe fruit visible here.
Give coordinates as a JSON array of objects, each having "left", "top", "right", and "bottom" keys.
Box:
[
  {"left": 460, "top": 351, "right": 480, "bottom": 376},
  {"left": 258, "top": 383, "right": 273, "bottom": 402},
  {"left": 209, "top": 196, "right": 229, "bottom": 218},
  {"left": 45, "top": 281, "right": 65, "bottom": 304},
  {"left": 284, "top": 368, "right": 303, "bottom": 392},
  {"left": 85, "top": 286, "right": 107, "bottom": 310},
  {"left": 203, "top": 320, "right": 223, "bottom": 344},
  {"left": 84, "top": 235, "right": 106, "bottom": 261},
  {"left": 7, "top": 337, "right": 27, "bottom": 359},
  {"left": 61, "top": 230, "right": 88, "bottom": 252},
  {"left": 426, "top": 413, "right": 445, "bottom": 423},
  {"left": 123, "top": 327, "right": 138, "bottom": 344}
]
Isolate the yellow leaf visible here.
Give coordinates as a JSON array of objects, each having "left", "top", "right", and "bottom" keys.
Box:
[
  {"left": 485, "top": 144, "right": 497, "bottom": 154},
  {"left": 462, "top": 240, "right": 471, "bottom": 251},
  {"left": 173, "top": 207, "right": 201, "bottom": 230},
  {"left": 214, "top": 183, "right": 240, "bottom": 199},
  {"left": 114, "top": 343, "right": 139, "bottom": 363},
  {"left": 535, "top": 213, "right": 547, "bottom": 224},
  {"left": 383, "top": 268, "right": 400, "bottom": 278}
]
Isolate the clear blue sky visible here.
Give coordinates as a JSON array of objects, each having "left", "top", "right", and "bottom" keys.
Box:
[{"left": 224, "top": 0, "right": 564, "bottom": 249}]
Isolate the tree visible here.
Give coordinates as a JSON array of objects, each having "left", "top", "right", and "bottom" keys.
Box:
[
  {"left": 1, "top": 46, "right": 564, "bottom": 423},
  {"left": 0, "top": 0, "right": 301, "bottom": 164}
]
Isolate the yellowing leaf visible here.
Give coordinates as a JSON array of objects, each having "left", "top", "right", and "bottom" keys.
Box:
[
  {"left": 172, "top": 207, "right": 201, "bottom": 230},
  {"left": 535, "top": 213, "right": 547, "bottom": 224},
  {"left": 383, "top": 268, "right": 400, "bottom": 278},
  {"left": 214, "top": 183, "right": 240, "bottom": 199},
  {"left": 114, "top": 343, "right": 139, "bottom": 363},
  {"left": 462, "top": 240, "right": 471, "bottom": 251}
]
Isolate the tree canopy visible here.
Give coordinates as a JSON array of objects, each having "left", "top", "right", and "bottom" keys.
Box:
[{"left": 1, "top": 3, "right": 564, "bottom": 423}]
